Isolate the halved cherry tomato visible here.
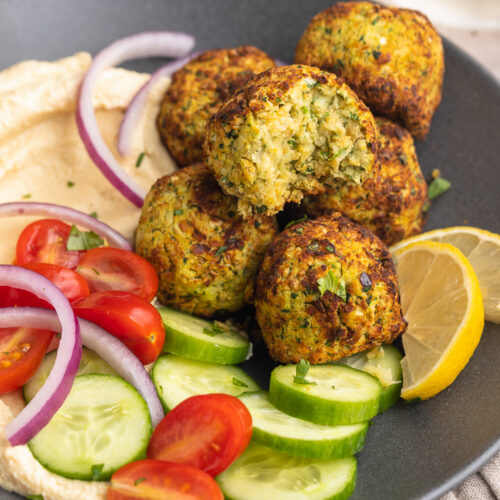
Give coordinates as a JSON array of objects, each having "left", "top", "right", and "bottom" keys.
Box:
[
  {"left": 72, "top": 291, "right": 164, "bottom": 365},
  {"left": 77, "top": 247, "right": 159, "bottom": 301},
  {"left": 108, "top": 459, "right": 223, "bottom": 500},
  {"left": 0, "top": 263, "right": 90, "bottom": 308},
  {"left": 0, "top": 327, "right": 54, "bottom": 394},
  {"left": 147, "top": 394, "right": 252, "bottom": 476},
  {"left": 16, "top": 219, "right": 84, "bottom": 269}
]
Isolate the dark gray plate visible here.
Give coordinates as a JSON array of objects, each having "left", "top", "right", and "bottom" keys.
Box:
[{"left": 0, "top": 0, "right": 499, "bottom": 499}]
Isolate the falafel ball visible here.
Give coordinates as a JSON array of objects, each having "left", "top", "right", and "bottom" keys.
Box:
[
  {"left": 135, "top": 163, "right": 278, "bottom": 318},
  {"left": 157, "top": 46, "right": 276, "bottom": 166},
  {"left": 295, "top": 1, "right": 444, "bottom": 139},
  {"left": 303, "top": 117, "right": 428, "bottom": 245},
  {"left": 254, "top": 213, "right": 406, "bottom": 364},
  {"left": 204, "top": 64, "right": 378, "bottom": 218}
]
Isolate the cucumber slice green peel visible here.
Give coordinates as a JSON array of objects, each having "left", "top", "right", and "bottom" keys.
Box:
[
  {"left": 28, "top": 374, "right": 151, "bottom": 481},
  {"left": 217, "top": 442, "right": 357, "bottom": 500},
  {"left": 240, "top": 392, "right": 368, "bottom": 459},
  {"left": 335, "top": 344, "right": 403, "bottom": 414},
  {"left": 152, "top": 354, "right": 260, "bottom": 411},
  {"left": 269, "top": 363, "right": 382, "bottom": 426},
  {"left": 157, "top": 307, "right": 251, "bottom": 365}
]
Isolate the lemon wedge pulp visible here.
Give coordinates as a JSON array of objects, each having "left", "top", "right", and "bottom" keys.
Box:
[{"left": 392, "top": 241, "right": 484, "bottom": 401}]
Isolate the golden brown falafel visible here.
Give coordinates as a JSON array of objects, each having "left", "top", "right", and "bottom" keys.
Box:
[
  {"left": 295, "top": 1, "right": 444, "bottom": 139},
  {"left": 157, "top": 46, "right": 276, "bottom": 166},
  {"left": 254, "top": 213, "right": 406, "bottom": 364},
  {"left": 303, "top": 116, "right": 428, "bottom": 245},
  {"left": 135, "top": 163, "right": 278, "bottom": 318},
  {"left": 204, "top": 64, "right": 378, "bottom": 218}
]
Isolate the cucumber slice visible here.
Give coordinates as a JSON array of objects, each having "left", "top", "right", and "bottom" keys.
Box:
[
  {"left": 269, "top": 364, "right": 381, "bottom": 426},
  {"left": 28, "top": 374, "right": 151, "bottom": 481},
  {"left": 24, "top": 347, "right": 117, "bottom": 403},
  {"left": 239, "top": 392, "right": 368, "bottom": 459},
  {"left": 152, "top": 354, "right": 260, "bottom": 411},
  {"left": 217, "top": 442, "right": 357, "bottom": 500},
  {"left": 158, "top": 307, "right": 251, "bottom": 364},
  {"left": 335, "top": 345, "right": 403, "bottom": 413}
]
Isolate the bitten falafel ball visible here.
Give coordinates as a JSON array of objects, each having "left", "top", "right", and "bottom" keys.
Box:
[
  {"left": 204, "top": 64, "right": 378, "bottom": 218},
  {"left": 295, "top": 1, "right": 444, "bottom": 139},
  {"left": 303, "top": 117, "right": 428, "bottom": 245},
  {"left": 135, "top": 163, "right": 278, "bottom": 318},
  {"left": 254, "top": 213, "right": 406, "bottom": 364},
  {"left": 157, "top": 46, "right": 276, "bottom": 166}
]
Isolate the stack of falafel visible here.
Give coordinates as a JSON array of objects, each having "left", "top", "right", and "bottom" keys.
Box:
[{"left": 136, "top": 1, "right": 444, "bottom": 364}]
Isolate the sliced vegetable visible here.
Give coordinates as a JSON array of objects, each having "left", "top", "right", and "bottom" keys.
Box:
[
  {"left": 73, "top": 291, "right": 165, "bottom": 365},
  {"left": 158, "top": 307, "right": 251, "bottom": 364},
  {"left": 28, "top": 374, "right": 151, "bottom": 480},
  {"left": 76, "top": 31, "right": 195, "bottom": 207},
  {"left": 147, "top": 394, "right": 252, "bottom": 476},
  {"left": 24, "top": 347, "right": 117, "bottom": 402},
  {"left": 0, "top": 263, "right": 90, "bottom": 308},
  {"left": 335, "top": 344, "right": 403, "bottom": 413},
  {"left": 77, "top": 247, "right": 159, "bottom": 301},
  {"left": 16, "top": 219, "right": 84, "bottom": 269},
  {"left": 108, "top": 459, "right": 224, "bottom": 500},
  {"left": 217, "top": 442, "right": 357, "bottom": 500},
  {"left": 0, "top": 327, "right": 54, "bottom": 394},
  {"left": 0, "top": 201, "right": 132, "bottom": 250},
  {"left": 239, "top": 392, "right": 368, "bottom": 459},
  {"left": 117, "top": 51, "right": 201, "bottom": 157},
  {"left": 0, "top": 265, "right": 81, "bottom": 446},
  {"left": 152, "top": 354, "right": 260, "bottom": 411},
  {"left": 269, "top": 364, "right": 381, "bottom": 425},
  {"left": 0, "top": 307, "right": 164, "bottom": 427}
]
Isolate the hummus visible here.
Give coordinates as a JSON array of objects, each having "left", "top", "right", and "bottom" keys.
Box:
[{"left": 0, "top": 52, "right": 177, "bottom": 499}]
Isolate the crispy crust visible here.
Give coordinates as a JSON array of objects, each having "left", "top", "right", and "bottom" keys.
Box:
[
  {"left": 135, "top": 163, "right": 278, "bottom": 317},
  {"left": 303, "top": 116, "right": 429, "bottom": 245},
  {"left": 204, "top": 64, "right": 378, "bottom": 217},
  {"left": 295, "top": 1, "right": 444, "bottom": 139},
  {"left": 254, "top": 213, "right": 406, "bottom": 363},
  {"left": 157, "top": 46, "right": 275, "bottom": 166}
]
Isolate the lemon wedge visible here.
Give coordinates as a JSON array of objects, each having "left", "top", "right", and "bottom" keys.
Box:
[
  {"left": 391, "top": 227, "right": 500, "bottom": 323},
  {"left": 392, "top": 241, "right": 484, "bottom": 400}
]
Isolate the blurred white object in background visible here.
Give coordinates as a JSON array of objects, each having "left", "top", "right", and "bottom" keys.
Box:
[{"left": 383, "top": 0, "right": 500, "bottom": 80}]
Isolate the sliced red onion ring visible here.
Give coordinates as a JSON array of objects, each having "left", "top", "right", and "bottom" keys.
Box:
[
  {"left": 76, "top": 32, "right": 195, "bottom": 207},
  {"left": 0, "top": 266, "right": 81, "bottom": 446},
  {"left": 118, "top": 51, "right": 202, "bottom": 157},
  {"left": 0, "top": 201, "right": 132, "bottom": 251},
  {"left": 0, "top": 307, "right": 164, "bottom": 427}
]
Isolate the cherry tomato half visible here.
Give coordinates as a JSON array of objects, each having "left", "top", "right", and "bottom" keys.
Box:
[
  {"left": 77, "top": 247, "right": 159, "bottom": 302},
  {"left": 147, "top": 394, "right": 252, "bottom": 476},
  {"left": 108, "top": 459, "right": 223, "bottom": 500},
  {"left": 0, "top": 327, "right": 54, "bottom": 394},
  {"left": 0, "top": 263, "right": 90, "bottom": 308},
  {"left": 16, "top": 219, "right": 84, "bottom": 269},
  {"left": 72, "top": 291, "right": 165, "bottom": 365}
]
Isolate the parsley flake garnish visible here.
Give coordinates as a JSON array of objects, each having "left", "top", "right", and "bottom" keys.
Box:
[
  {"left": 232, "top": 377, "right": 249, "bottom": 388},
  {"left": 22, "top": 193, "right": 32, "bottom": 199},
  {"left": 284, "top": 216, "right": 308, "bottom": 230},
  {"left": 67, "top": 181, "right": 75, "bottom": 188},
  {"left": 173, "top": 209, "right": 184, "bottom": 216},
  {"left": 134, "top": 477, "right": 147, "bottom": 486},
  {"left": 136, "top": 151, "right": 146, "bottom": 168},
  {"left": 89, "top": 211, "right": 98, "bottom": 218},
  {"left": 294, "top": 359, "right": 317, "bottom": 385},
  {"left": 317, "top": 271, "right": 347, "bottom": 302},
  {"left": 428, "top": 177, "right": 451, "bottom": 200},
  {"left": 90, "top": 463, "right": 104, "bottom": 480},
  {"left": 203, "top": 323, "right": 227, "bottom": 337},
  {"left": 66, "top": 225, "right": 104, "bottom": 251},
  {"left": 26, "top": 495, "right": 44, "bottom": 500}
]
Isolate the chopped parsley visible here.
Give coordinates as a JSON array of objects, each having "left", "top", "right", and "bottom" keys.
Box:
[
  {"left": 372, "top": 50, "right": 382, "bottom": 61},
  {"left": 232, "top": 377, "right": 249, "bottom": 388},
  {"left": 90, "top": 463, "right": 104, "bottom": 480},
  {"left": 92, "top": 267, "right": 101, "bottom": 276},
  {"left": 293, "top": 359, "right": 317, "bottom": 385},
  {"left": 317, "top": 271, "right": 347, "bottom": 302},
  {"left": 89, "top": 211, "right": 98, "bottom": 218},
  {"left": 173, "top": 209, "right": 184, "bottom": 216},
  {"left": 287, "top": 138, "right": 298, "bottom": 149},
  {"left": 26, "top": 496, "right": 44, "bottom": 500},
  {"left": 203, "top": 323, "right": 227, "bottom": 337},
  {"left": 136, "top": 151, "right": 146, "bottom": 168},
  {"left": 255, "top": 205, "right": 267, "bottom": 214},
  {"left": 66, "top": 225, "right": 104, "bottom": 251},
  {"left": 215, "top": 246, "right": 227, "bottom": 256},
  {"left": 134, "top": 477, "right": 147, "bottom": 486},
  {"left": 428, "top": 177, "right": 451, "bottom": 200},
  {"left": 66, "top": 181, "right": 75, "bottom": 188},
  {"left": 22, "top": 193, "right": 31, "bottom": 199},
  {"left": 284, "top": 215, "right": 308, "bottom": 230},
  {"left": 333, "top": 146, "right": 348, "bottom": 158}
]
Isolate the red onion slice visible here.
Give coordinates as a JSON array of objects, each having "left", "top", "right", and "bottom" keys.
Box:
[
  {"left": 76, "top": 32, "right": 195, "bottom": 207},
  {"left": 0, "top": 307, "right": 164, "bottom": 427},
  {"left": 0, "top": 266, "right": 81, "bottom": 445},
  {"left": 0, "top": 201, "right": 132, "bottom": 251},
  {"left": 118, "top": 51, "right": 201, "bottom": 157}
]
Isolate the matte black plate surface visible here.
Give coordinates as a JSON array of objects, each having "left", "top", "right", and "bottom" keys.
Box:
[{"left": 0, "top": 1, "right": 499, "bottom": 499}]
